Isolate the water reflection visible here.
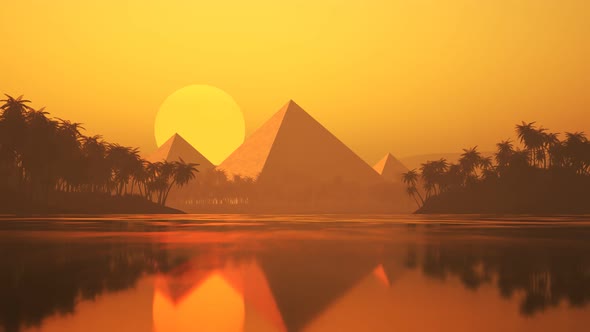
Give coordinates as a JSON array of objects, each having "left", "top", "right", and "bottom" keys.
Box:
[
  {"left": 1, "top": 217, "right": 590, "bottom": 331},
  {"left": 0, "top": 238, "right": 183, "bottom": 332},
  {"left": 153, "top": 259, "right": 285, "bottom": 332}
]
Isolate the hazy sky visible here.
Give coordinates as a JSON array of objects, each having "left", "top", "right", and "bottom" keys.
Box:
[{"left": 1, "top": 1, "right": 589, "bottom": 164}]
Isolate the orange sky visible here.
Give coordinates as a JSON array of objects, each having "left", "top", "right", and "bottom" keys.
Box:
[{"left": 1, "top": 1, "right": 589, "bottom": 164}]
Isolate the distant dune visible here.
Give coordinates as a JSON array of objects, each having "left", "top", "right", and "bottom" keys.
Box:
[{"left": 400, "top": 152, "right": 494, "bottom": 170}]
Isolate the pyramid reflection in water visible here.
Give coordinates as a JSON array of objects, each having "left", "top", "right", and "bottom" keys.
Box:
[
  {"left": 151, "top": 242, "right": 406, "bottom": 332},
  {"left": 153, "top": 259, "right": 287, "bottom": 332}
]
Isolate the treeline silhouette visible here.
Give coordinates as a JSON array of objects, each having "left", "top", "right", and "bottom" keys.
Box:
[
  {"left": 0, "top": 95, "right": 197, "bottom": 212},
  {"left": 165, "top": 170, "right": 411, "bottom": 213},
  {"left": 403, "top": 121, "right": 590, "bottom": 213}
]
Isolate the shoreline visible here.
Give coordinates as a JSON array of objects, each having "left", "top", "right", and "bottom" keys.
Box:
[
  {"left": 1, "top": 212, "right": 589, "bottom": 219},
  {"left": 0, "top": 192, "right": 185, "bottom": 216}
]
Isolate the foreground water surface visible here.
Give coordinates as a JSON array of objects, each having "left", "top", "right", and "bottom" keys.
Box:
[{"left": 1, "top": 214, "right": 590, "bottom": 332}]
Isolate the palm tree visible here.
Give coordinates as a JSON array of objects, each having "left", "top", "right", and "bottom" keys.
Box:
[
  {"left": 402, "top": 169, "right": 419, "bottom": 187},
  {"left": 459, "top": 146, "right": 483, "bottom": 177},
  {"left": 149, "top": 161, "right": 176, "bottom": 205},
  {"left": 419, "top": 159, "right": 448, "bottom": 198},
  {"left": 107, "top": 144, "right": 142, "bottom": 195},
  {"left": 149, "top": 175, "right": 169, "bottom": 205},
  {"left": 0, "top": 95, "right": 32, "bottom": 130},
  {"left": 444, "top": 163, "right": 464, "bottom": 190},
  {"left": 515, "top": 121, "right": 546, "bottom": 167},
  {"left": 542, "top": 132, "right": 560, "bottom": 168},
  {"left": 54, "top": 119, "right": 86, "bottom": 192},
  {"left": 419, "top": 162, "right": 437, "bottom": 198},
  {"left": 495, "top": 139, "right": 514, "bottom": 168},
  {"left": 0, "top": 95, "right": 33, "bottom": 186},
  {"left": 23, "top": 107, "right": 60, "bottom": 200},
  {"left": 82, "top": 135, "right": 110, "bottom": 193},
  {"left": 548, "top": 141, "right": 566, "bottom": 169},
  {"left": 433, "top": 158, "right": 449, "bottom": 193},
  {"left": 56, "top": 118, "right": 85, "bottom": 139},
  {"left": 141, "top": 161, "right": 160, "bottom": 201},
  {"left": 405, "top": 187, "right": 421, "bottom": 208},
  {"left": 478, "top": 156, "right": 496, "bottom": 180},
  {"left": 161, "top": 158, "right": 199, "bottom": 206},
  {"left": 563, "top": 132, "right": 589, "bottom": 174},
  {"left": 516, "top": 121, "right": 535, "bottom": 144},
  {"left": 508, "top": 149, "right": 531, "bottom": 170},
  {"left": 402, "top": 169, "right": 424, "bottom": 206}
]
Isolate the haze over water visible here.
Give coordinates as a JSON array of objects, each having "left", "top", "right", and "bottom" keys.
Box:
[{"left": 1, "top": 215, "right": 590, "bottom": 332}]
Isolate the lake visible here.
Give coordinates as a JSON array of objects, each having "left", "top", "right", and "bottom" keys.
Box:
[{"left": 1, "top": 214, "right": 589, "bottom": 332}]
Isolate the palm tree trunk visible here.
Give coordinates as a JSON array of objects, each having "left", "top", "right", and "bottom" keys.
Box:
[
  {"left": 411, "top": 194, "right": 421, "bottom": 208},
  {"left": 162, "top": 181, "right": 176, "bottom": 206},
  {"left": 415, "top": 190, "right": 425, "bottom": 205}
]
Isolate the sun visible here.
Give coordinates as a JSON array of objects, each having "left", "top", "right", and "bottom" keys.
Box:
[{"left": 154, "top": 85, "right": 245, "bottom": 165}]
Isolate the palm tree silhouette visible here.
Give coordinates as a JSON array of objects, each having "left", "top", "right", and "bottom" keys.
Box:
[
  {"left": 495, "top": 140, "right": 514, "bottom": 168},
  {"left": 459, "top": 146, "right": 483, "bottom": 181},
  {"left": 106, "top": 144, "right": 142, "bottom": 195},
  {"left": 563, "top": 132, "right": 589, "bottom": 174},
  {"left": 516, "top": 121, "right": 547, "bottom": 167},
  {"left": 0, "top": 95, "right": 33, "bottom": 187},
  {"left": 82, "top": 135, "right": 110, "bottom": 193},
  {"left": 420, "top": 160, "right": 449, "bottom": 198},
  {"left": 402, "top": 169, "right": 419, "bottom": 187},
  {"left": 405, "top": 119, "right": 590, "bottom": 213},
  {"left": 542, "top": 132, "right": 560, "bottom": 168},
  {"left": 419, "top": 162, "right": 437, "bottom": 198},
  {"left": 405, "top": 187, "right": 421, "bottom": 208},
  {"left": 402, "top": 169, "right": 424, "bottom": 206},
  {"left": 0, "top": 94, "right": 210, "bottom": 211},
  {"left": 161, "top": 158, "right": 199, "bottom": 206},
  {"left": 444, "top": 163, "right": 464, "bottom": 190}
]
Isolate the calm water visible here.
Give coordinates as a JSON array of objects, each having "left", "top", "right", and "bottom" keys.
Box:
[{"left": 1, "top": 215, "right": 590, "bottom": 332}]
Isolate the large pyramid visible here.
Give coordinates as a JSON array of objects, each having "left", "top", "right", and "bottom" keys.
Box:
[
  {"left": 147, "top": 133, "right": 214, "bottom": 170},
  {"left": 217, "top": 100, "right": 383, "bottom": 186},
  {"left": 373, "top": 153, "right": 409, "bottom": 183}
]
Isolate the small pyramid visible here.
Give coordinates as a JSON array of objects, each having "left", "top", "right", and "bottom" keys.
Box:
[
  {"left": 217, "top": 100, "right": 383, "bottom": 185},
  {"left": 373, "top": 153, "right": 409, "bottom": 183},
  {"left": 147, "top": 133, "right": 214, "bottom": 170}
]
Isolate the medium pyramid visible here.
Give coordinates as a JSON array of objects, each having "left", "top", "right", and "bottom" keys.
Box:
[
  {"left": 217, "top": 100, "right": 383, "bottom": 186},
  {"left": 373, "top": 153, "right": 409, "bottom": 183},
  {"left": 147, "top": 133, "right": 214, "bottom": 170}
]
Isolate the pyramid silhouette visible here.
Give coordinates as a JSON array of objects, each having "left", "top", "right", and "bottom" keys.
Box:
[
  {"left": 147, "top": 133, "right": 214, "bottom": 170},
  {"left": 373, "top": 153, "right": 409, "bottom": 183},
  {"left": 217, "top": 100, "right": 383, "bottom": 186}
]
